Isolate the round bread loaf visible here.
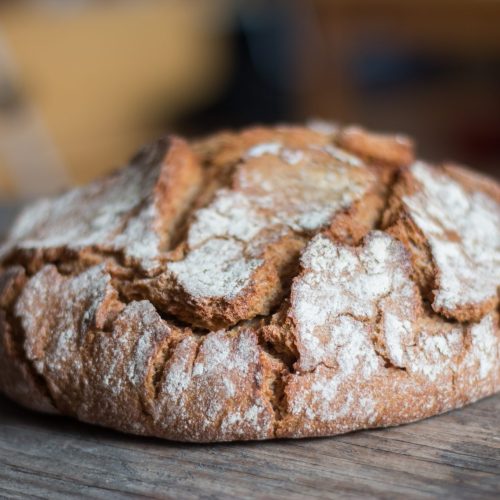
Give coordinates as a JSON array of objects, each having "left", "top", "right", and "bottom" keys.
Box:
[{"left": 0, "top": 123, "right": 498, "bottom": 442}]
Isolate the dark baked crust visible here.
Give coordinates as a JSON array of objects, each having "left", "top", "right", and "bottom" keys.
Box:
[{"left": 0, "top": 124, "right": 498, "bottom": 442}]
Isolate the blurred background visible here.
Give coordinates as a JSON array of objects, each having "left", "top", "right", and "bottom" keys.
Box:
[{"left": 0, "top": 0, "right": 499, "bottom": 209}]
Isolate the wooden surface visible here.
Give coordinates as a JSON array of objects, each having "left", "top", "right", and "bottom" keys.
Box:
[{"left": 0, "top": 394, "right": 497, "bottom": 499}]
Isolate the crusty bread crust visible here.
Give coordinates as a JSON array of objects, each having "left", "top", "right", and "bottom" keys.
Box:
[{"left": 0, "top": 124, "right": 498, "bottom": 442}]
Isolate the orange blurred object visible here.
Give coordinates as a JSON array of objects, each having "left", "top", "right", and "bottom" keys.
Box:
[{"left": 0, "top": 0, "right": 231, "bottom": 197}]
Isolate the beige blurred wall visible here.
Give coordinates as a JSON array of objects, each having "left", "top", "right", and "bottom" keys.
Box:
[{"left": 0, "top": 0, "right": 231, "bottom": 198}]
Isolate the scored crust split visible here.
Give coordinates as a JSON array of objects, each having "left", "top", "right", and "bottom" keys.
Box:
[{"left": 0, "top": 124, "right": 498, "bottom": 442}]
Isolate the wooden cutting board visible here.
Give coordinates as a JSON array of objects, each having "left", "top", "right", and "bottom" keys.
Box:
[{"left": 0, "top": 394, "right": 498, "bottom": 499}]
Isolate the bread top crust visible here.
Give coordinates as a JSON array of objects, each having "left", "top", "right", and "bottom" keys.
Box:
[
  {"left": 290, "top": 231, "right": 420, "bottom": 372},
  {"left": 0, "top": 138, "right": 202, "bottom": 274},
  {"left": 165, "top": 128, "right": 379, "bottom": 329},
  {"left": 0, "top": 123, "right": 499, "bottom": 441},
  {"left": 386, "top": 161, "right": 500, "bottom": 322}
]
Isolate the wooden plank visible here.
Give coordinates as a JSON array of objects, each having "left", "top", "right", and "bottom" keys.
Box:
[{"left": 0, "top": 394, "right": 498, "bottom": 499}]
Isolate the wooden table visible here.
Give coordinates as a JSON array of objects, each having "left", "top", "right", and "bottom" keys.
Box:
[{"left": 0, "top": 394, "right": 498, "bottom": 499}]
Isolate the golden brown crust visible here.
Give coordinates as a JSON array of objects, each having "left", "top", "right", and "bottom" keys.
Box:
[
  {"left": 337, "top": 126, "right": 415, "bottom": 168},
  {"left": 0, "top": 266, "right": 56, "bottom": 413},
  {"left": 0, "top": 123, "right": 498, "bottom": 442},
  {"left": 384, "top": 162, "right": 500, "bottom": 322},
  {"left": 442, "top": 162, "right": 500, "bottom": 202}
]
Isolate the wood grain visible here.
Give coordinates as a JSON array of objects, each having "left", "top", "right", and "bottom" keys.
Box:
[{"left": 0, "top": 394, "right": 498, "bottom": 499}]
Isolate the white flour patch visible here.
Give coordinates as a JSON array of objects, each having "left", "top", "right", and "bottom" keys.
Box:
[
  {"left": 16, "top": 264, "right": 116, "bottom": 395},
  {"left": 246, "top": 142, "right": 282, "bottom": 158},
  {"left": 404, "top": 161, "right": 500, "bottom": 315},
  {"left": 291, "top": 231, "right": 416, "bottom": 371},
  {"left": 169, "top": 238, "right": 263, "bottom": 299},
  {"left": 2, "top": 161, "right": 166, "bottom": 271},
  {"left": 322, "top": 144, "right": 363, "bottom": 167},
  {"left": 172, "top": 140, "right": 372, "bottom": 303},
  {"left": 154, "top": 329, "right": 273, "bottom": 440}
]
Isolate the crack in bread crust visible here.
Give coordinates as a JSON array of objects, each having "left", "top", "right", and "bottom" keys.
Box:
[
  {"left": 384, "top": 162, "right": 500, "bottom": 322},
  {"left": 0, "top": 123, "right": 498, "bottom": 442}
]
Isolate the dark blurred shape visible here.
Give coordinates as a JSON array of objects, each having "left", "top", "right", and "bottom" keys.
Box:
[
  {"left": 0, "top": 79, "right": 24, "bottom": 115},
  {"left": 174, "top": 1, "right": 299, "bottom": 134},
  {"left": 349, "top": 45, "right": 458, "bottom": 91}
]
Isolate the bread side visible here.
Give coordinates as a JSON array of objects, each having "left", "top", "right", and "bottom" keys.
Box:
[{"left": 0, "top": 124, "right": 498, "bottom": 442}]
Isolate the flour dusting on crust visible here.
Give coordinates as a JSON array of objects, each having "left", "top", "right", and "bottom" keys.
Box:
[
  {"left": 0, "top": 123, "right": 498, "bottom": 443},
  {"left": 403, "top": 161, "right": 500, "bottom": 318},
  {"left": 154, "top": 329, "right": 274, "bottom": 441},
  {"left": 283, "top": 229, "right": 499, "bottom": 430},
  {"left": 169, "top": 238, "right": 263, "bottom": 300},
  {"left": 168, "top": 133, "right": 375, "bottom": 322},
  {"left": 15, "top": 264, "right": 121, "bottom": 409},
  {"left": 79, "top": 300, "right": 176, "bottom": 433},
  {"left": 5, "top": 163, "right": 163, "bottom": 269},
  {"left": 2, "top": 138, "right": 202, "bottom": 273},
  {"left": 291, "top": 231, "right": 418, "bottom": 371}
]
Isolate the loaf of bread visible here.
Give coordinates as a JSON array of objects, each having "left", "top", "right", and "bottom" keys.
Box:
[{"left": 0, "top": 123, "right": 498, "bottom": 442}]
